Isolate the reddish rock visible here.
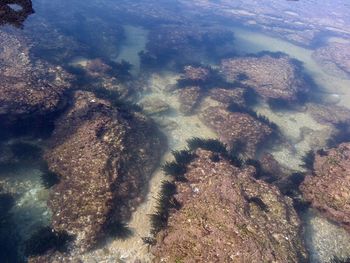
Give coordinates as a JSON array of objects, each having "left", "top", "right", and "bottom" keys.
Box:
[
  {"left": 209, "top": 87, "right": 246, "bottom": 106},
  {"left": 44, "top": 91, "right": 166, "bottom": 251},
  {"left": 152, "top": 149, "right": 307, "bottom": 262},
  {"left": 300, "top": 143, "right": 350, "bottom": 232},
  {"left": 0, "top": 0, "right": 34, "bottom": 28},
  {"left": 0, "top": 30, "right": 72, "bottom": 127},
  {"left": 183, "top": 65, "right": 210, "bottom": 81},
  {"left": 307, "top": 103, "right": 350, "bottom": 125},
  {"left": 200, "top": 106, "right": 273, "bottom": 157},
  {"left": 312, "top": 43, "right": 350, "bottom": 78},
  {"left": 178, "top": 86, "right": 202, "bottom": 115},
  {"left": 220, "top": 55, "right": 307, "bottom": 101}
]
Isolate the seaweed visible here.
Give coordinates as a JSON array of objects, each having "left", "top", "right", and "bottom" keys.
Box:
[{"left": 24, "top": 227, "right": 73, "bottom": 256}]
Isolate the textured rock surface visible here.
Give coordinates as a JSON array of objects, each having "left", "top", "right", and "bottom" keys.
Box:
[
  {"left": 200, "top": 106, "right": 273, "bottom": 157},
  {"left": 300, "top": 143, "right": 350, "bottom": 232},
  {"left": 209, "top": 87, "right": 246, "bottom": 107},
  {"left": 0, "top": 0, "right": 34, "bottom": 27},
  {"left": 179, "top": 0, "right": 350, "bottom": 47},
  {"left": 178, "top": 86, "right": 202, "bottom": 115},
  {"left": 44, "top": 91, "right": 166, "bottom": 251},
  {"left": 312, "top": 43, "right": 350, "bottom": 78},
  {"left": 0, "top": 30, "right": 72, "bottom": 127},
  {"left": 152, "top": 149, "right": 307, "bottom": 262},
  {"left": 220, "top": 55, "right": 307, "bottom": 101},
  {"left": 307, "top": 103, "right": 350, "bottom": 125}
]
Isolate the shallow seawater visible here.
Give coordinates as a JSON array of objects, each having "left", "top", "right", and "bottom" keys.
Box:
[{"left": 1, "top": 0, "right": 350, "bottom": 262}]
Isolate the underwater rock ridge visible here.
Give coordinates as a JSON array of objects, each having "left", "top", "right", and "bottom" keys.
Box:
[
  {"left": 300, "top": 143, "right": 350, "bottom": 233},
  {"left": 0, "top": 30, "right": 72, "bottom": 136},
  {"left": 29, "top": 91, "right": 166, "bottom": 260},
  {"left": 0, "top": 0, "right": 34, "bottom": 28},
  {"left": 151, "top": 149, "right": 308, "bottom": 262}
]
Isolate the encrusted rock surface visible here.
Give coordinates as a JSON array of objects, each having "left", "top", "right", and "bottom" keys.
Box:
[
  {"left": 300, "top": 143, "right": 350, "bottom": 232},
  {"left": 312, "top": 43, "right": 350, "bottom": 78},
  {"left": 220, "top": 55, "right": 307, "bottom": 101},
  {"left": 178, "top": 86, "right": 202, "bottom": 115},
  {"left": 307, "top": 103, "right": 350, "bottom": 125},
  {"left": 43, "top": 91, "right": 166, "bottom": 251},
  {"left": 200, "top": 106, "right": 273, "bottom": 157},
  {"left": 0, "top": 30, "right": 72, "bottom": 128},
  {"left": 209, "top": 87, "right": 247, "bottom": 107},
  {"left": 180, "top": 0, "right": 350, "bottom": 47},
  {"left": 0, "top": 0, "right": 34, "bottom": 28},
  {"left": 152, "top": 149, "right": 307, "bottom": 262}
]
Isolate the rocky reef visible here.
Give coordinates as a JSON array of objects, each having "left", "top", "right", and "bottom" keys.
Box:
[
  {"left": 200, "top": 106, "right": 273, "bottom": 158},
  {"left": 31, "top": 91, "right": 165, "bottom": 256},
  {"left": 0, "top": 0, "right": 34, "bottom": 28},
  {"left": 307, "top": 103, "right": 350, "bottom": 126},
  {"left": 312, "top": 43, "right": 350, "bottom": 79},
  {"left": 220, "top": 54, "right": 307, "bottom": 102},
  {"left": 0, "top": 30, "right": 72, "bottom": 133},
  {"left": 152, "top": 149, "right": 307, "bottom": 262},
  {"left": 180, "top": 0, "right": 350, "bottom": 47},
  {"left": 300, "top": 143, "right": 350, "bottom": 232}
]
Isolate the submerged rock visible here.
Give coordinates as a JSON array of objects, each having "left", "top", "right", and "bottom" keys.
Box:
[
  {"left": 307, "top": 103, "right": 350, "bottom": 126},
  {"left": 152, "top": 149, "right": 307, "bottom": 262},
  {"left": 209, "top": 87, "right": 247, "bottom": 107},
  {"left": 200, "top": 106, "right": 273, "bottom": 157},
  {"left": 140, "top": 97, "right": 171, "bottom": 116},
  {"left": 0, "top": 0, "right": 34, "bottom": 28},
  {"left": 178, "top": 86, "right": 202, "bottom": 115},
  {"left": 220, "top": 54, "right": 307, "bottom": 101},
  {"left": 43, "top": 91, "right": 166, "bottom": 251},
  {"left": 312, "top": 43, "right": 350, "bottom": 79},
  {"left": 0, "top": 30, "right": 72, "bottom": 130},
  {"left": 300, "top": 143, "right": 350, "bottom": 232}
]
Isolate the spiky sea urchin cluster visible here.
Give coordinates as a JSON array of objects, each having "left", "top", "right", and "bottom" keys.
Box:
[
  {"left": 187, "top": 137, "right": 227, "bottom": 154},
  {"left": 24, "top": 227, "right": 73, "bottom": 256},
  {"left": 150, "top": 181, "right": 180, "bottom": 234},
  {"left": 162, "top": 149, "right": 196, "bottom": 181},
  {"left": 300, "top": 150, "right": 315, "bottom": 171}
]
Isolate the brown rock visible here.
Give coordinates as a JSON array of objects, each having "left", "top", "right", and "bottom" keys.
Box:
[
  {"left": 200, "top": 106, "right": 273, "bottom": 157},
  {"left": 0, "top": 0, "right": 34, "bottom": 28},
  {"left": 220, "top": 55, "right": 307, "bottom": 101},
  {"left": 152, "top": 149, "right": 307, "bottom": 262},
  {"left": 0, "top": 30, "right": 72, "bottom": 127},
  {"left": 209, "top": 87, "right": 246, "bottom": 106},
  {"left": 44, "top": 91, "right": 166, "bottom": 251},
  {"left": 178, "top": 86, "right": 202, "bottom": 115},
  {"left": 307, "top": 103, "right": 350, "bottom": 125},
  {"left": 312, "top": 43, "right": 350, "bottom": 79},
  {"left": 300, "top": 143, "right": 350, "bottom": 232}
]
